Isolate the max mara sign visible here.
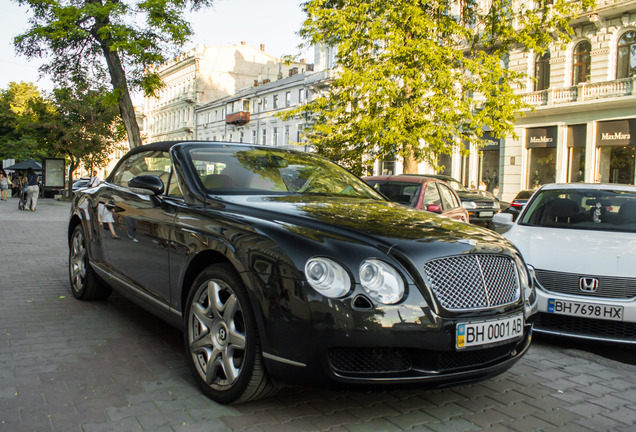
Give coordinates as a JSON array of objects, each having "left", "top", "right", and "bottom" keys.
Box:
[
  {"left": 596, "top": 120, "right": 636, "bottom": 146},
  {"left": 526, "top": 127, "right": 557, "bottom": 148}
]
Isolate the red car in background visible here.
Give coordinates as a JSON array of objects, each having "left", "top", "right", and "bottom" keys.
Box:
[{"left": 363, "top": 175, "right": 470, "bottom": 222}]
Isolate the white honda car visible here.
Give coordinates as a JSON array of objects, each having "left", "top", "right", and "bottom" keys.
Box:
[{"left": 493, "top": 183, "right": 636, "bottom": 344}]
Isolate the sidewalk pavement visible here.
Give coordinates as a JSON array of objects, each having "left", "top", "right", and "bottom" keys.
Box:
[{"left": 0, "top": 198, "right": 635, "bottom": 432}]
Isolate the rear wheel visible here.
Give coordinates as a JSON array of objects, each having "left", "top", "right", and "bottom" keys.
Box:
[
  {"left": 184, "top": 263, "right": 275, "bottom": 404},
  {"left": 69, "top": 225, "right": 112, "bottom": 300}
]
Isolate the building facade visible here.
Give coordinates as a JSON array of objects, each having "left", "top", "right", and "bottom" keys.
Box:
[{"left": 142, "top": 43, "right": 307, "bottom": 143}]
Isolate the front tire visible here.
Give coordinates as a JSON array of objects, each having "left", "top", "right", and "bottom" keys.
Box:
[
  {"left": 184, "top": 263, "right": 275, "bottom": 404},
  {"left": 69, "top": 225, "right": 112, "bottom": 300}
]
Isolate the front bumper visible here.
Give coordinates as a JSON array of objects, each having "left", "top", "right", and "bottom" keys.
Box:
[
  {"left": 262, "top": 298, "right": 534, "bottom": 387},
  {"left": 534, "top": 289, "right": 636, "bottom": 344}
]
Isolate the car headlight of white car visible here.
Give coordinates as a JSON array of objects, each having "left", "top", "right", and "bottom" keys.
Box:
[{"left": 462, "top": 201, "right": 477, "bottom": 210}]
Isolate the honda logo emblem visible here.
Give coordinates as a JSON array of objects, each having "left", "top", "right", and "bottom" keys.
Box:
[{"left": 579, "top": 277, "right": 599, "bottom": 292}]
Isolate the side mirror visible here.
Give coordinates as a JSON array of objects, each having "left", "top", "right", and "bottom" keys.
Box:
[
  {"left": 128, "top": 175, "right": 164, "bottom": 196},
  {"left": 492, "top": 212, "right": 514, "bottom": 233},
  {"left": 426, "top": 204, "right": 442, "bottom": 213}
]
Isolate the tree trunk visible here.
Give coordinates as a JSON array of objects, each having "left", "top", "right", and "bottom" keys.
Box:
[
  {"left": 402, "top": 147, "right": 419, "bottom": 174},
  {"left": 91, "top": 18, "right": 142, "bottom": 149}
]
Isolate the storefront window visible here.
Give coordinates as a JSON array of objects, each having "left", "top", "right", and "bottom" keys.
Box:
[
  {"left": 528, "top": 148, "right": 556, "bottom": 188},
  {"left": 568, "top": 147, "right": 586, "bottom": 182},
  {"left": 526, "top": 127, "right": 557, "bottom": 189},
  {"left": 567, "top": 124, "right": 586, "bottom": 182},
  {"left": 596, "top": 120, "right": 636, "bottom": 185},
  {"left": 478, "top": 135, "right": 500, "bottom": 193},
  {"left": 598, "top": 146, "right": 635, "bottom": 184}
]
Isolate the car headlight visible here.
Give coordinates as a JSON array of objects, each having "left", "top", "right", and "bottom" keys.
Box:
[
  {"left": 359, "top": 259, "right": 405, "bottom": 304},
  {"left": 462, "top": 201, "right": 477, "bottom": 210},
  {"left": 305, "top": 257, "right": 351, "bottom": 298}
]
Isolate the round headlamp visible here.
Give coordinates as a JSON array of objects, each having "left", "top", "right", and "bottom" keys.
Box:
[
  {"left": 359, "top": 259, "right": 405, "bottom": 304},
  {"left": 305, "top": 257, "right": 351, "bottom": 298}
]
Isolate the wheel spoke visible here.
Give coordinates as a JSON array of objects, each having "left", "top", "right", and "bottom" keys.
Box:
[
  {"left": 192, "top": 302, "right": 215, "bottom": 331},
  {"left": 221, "top": 347, "right": 240, "bottom": 384},
  {"left": 223, "top": 294, "right": 239, "bottom": 321},
  {"left": 228, "top": 326, "right": 246, "bottom": 351},
  {"left": 209, "top": 281, "right": 225, "bottom": 318},
  {"left": 204, "top": 347, "right": 222, "bottom": 384}
]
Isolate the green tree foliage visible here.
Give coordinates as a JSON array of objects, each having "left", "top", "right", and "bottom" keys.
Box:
[
  {"left": 289, "top": 0, "right": 595, "bottom": 175},
  {"left": 0, "top": 82, "right": 50, "bottom": 162},
  {"left": 14, "top": 0, "right": 214, "bottom": 148},
  {"left": 28, "top": 84, "right": 126, "bottom": 195}
]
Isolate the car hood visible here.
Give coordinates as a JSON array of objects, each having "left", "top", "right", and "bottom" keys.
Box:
[
  {"left": 502, "top": 224, "right": 636, "bottom": 277},
  {"left": 216, "top": 195, "right": 515, "bottom": 255}
]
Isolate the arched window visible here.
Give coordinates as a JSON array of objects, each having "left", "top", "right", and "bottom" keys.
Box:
[
  {"left": 572, "top": 40, "right": 591, "bottom": 84},
  {"left": 617, "top": 31, "right": 636, "bottom": 79},
  {"left": 534, "top": 52, "right": 550, "bottom": 91}
]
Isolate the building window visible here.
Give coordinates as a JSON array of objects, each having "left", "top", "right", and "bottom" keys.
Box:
[
  {"left": 263, "top": 97, "right": 268, "bottom": 110},
  {"left": 284, "top": 125, "right": 290, "bottom": 145},
  {"left": 299, "top": 89, "right": 305, "bottom": 104},
  {"left": 534, "top": 52, "right": 550, "bottom": 91},
  {"left": 617, "top": 31, "right": 636, "bottom": 79},
  {"left": 273, "top": 127, "right": 278, "bottom": 146},
  {"left": 285, "top": 92, "right": 291, "bottom": 107},
  {"left": 273, "top": 94, "right": 279, "bottom": 109},
  {"left": 252, "top": 130, "right": 257, "bottom": 143},
  {"left": 239, "top": 132, "right": 244, "bottom": 143},
  {"left": 262, "top": 128, "right": 267, "bottom": 145},
  {"left": 572, "top": 41, "right": 591, "bottom": 85}
]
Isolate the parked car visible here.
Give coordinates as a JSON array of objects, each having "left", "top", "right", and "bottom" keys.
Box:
[
  {"left": 493, "top": 183, "right": 636, "bottom": 344},
  {"left": 418, "top": 175, "right": 501, "bottom": 226},
  {"left": 362, "top": 174, "right": 469, "bottom": 222},
  {"left": 68, "top": 141, "right": 536, "bottom": 403},
  {"left": 72, "top": 178, "right": 90, "bottom": 193},
  {"left": 504, "top": 189, "right": 536, "bottom": 221}
]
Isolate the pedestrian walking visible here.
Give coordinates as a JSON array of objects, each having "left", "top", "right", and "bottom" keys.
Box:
[
  {"left": 24, "top": 168, "right": 39, "bottom": 211},
  {"left": 0, "top": 171, "right": 9, "bottom": 201},
  {"left": 88, "top": 170, "right": 101, "bottom": 187}
]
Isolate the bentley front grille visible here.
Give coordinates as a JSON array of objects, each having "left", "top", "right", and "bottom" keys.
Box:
[{"left": 423, "top": 254, "right": 520, "bottom": 311}]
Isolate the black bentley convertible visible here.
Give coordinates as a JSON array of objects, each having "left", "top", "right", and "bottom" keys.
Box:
[{"left": 68, "top": 141, "right": 537, "bottom": 403}]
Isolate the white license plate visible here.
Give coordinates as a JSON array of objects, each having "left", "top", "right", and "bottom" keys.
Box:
[
  {"left": 547, "top": 299, "right": 624, "bottom": 321},
  {"left": 456, "top": 314, "right": 524, "bottom": 349},
  {"left": 479, "top": 211, "right": 493, "bottom": 218}
]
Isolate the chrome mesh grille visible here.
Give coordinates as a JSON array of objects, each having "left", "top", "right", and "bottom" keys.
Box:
[
  {"left": 535, "top": 269, "right": 636, "bottom": 299},
  {"left": 423, "top": 254, "right": 520, "bottom": 311}
]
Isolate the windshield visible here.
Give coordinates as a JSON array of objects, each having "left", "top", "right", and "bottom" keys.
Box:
[
  {"left": 187, "top": 146, "right": 383, "bottom": 199},
  {"left": 519, "top": 188, "right": 636, "bottom": 233}
]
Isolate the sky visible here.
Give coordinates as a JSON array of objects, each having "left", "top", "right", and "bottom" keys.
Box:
[{"left": 0, "top": 0, "right": 309, "bottom": 94}]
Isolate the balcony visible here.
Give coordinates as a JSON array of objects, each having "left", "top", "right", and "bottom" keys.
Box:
[
  {"left": 226, "top": 111, "right": 250, "bottom": 126},
  {"left": 520, "top": 77, "right": 636, "bottom": 109}
]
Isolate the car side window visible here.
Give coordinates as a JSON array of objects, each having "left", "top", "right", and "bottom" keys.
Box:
[
  {"left": 439, "top": 184, "right": 459, "bottom": 210},
  {"left": 110, "top": 151, "right": 172, "bottom": 190},
  {"left": 423, "top": 183, "right": 441, "bottom": 207}
]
